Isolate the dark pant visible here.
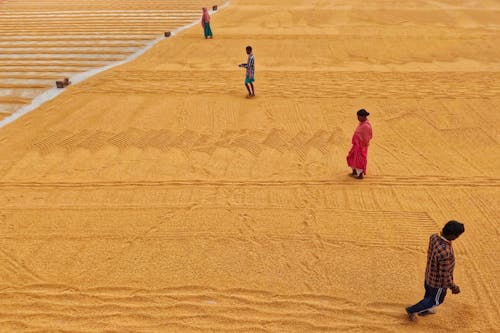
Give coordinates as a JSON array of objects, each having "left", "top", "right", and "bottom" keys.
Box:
[
  {"left": 407, "top": 282, "right": 447, "bottom": 314},
  {"left": 204, "top": 22, "right": 212, "bottom": 38}
]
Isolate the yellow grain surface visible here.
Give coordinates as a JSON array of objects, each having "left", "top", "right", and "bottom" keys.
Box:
[{"left": 0, "top": 0, "right": 499, "bottom": 332}]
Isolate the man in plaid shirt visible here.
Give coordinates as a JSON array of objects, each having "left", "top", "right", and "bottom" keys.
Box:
[{"left": 406, "top": 220, "right": 464, "bottom": 321}]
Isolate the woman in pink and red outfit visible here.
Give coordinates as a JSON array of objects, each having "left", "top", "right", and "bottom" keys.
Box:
[{"left": 346, "top": 109, "right": 373, "bottom": 179}]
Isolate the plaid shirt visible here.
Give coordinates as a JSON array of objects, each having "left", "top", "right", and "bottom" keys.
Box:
[
  {"left": 246, "top": 53, "right": 255, "bottom": 78},
  {"left": 425, "top": 234, "right": 455, "bottom": 288}
]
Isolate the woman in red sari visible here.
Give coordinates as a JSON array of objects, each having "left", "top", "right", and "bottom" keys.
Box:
[{"left": 346, "top": 109, "right": 373, "bottom": 179}]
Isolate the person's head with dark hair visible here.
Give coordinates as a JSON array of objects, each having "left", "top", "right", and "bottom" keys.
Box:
[
  {"left": 246, "top": 46, "right": 252, "bottom": 54},
  {"left": 357, "top": 109, "right": 369, "bottom": 122},
  {"left": 442, "top": 220, "right": 464, "bottom": 241}
]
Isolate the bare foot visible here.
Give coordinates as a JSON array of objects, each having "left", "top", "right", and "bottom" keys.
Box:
[{"left": 406, "top": 308, "right": 416, "bottom": 321}]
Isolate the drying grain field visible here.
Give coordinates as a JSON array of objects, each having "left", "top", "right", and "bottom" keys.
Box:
[
  {"left": 0, "top": 0, "right": 499, "bottom": 332},
  {"left": 0, "top": 0, "right": 211, "bottom": 121}
]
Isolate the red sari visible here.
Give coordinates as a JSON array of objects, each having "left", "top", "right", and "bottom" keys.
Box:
[{"left": 346, "top": 120, "right": 372, "bottom": 174}]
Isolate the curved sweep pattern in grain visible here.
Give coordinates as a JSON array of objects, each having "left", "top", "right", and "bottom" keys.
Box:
[{"left": 0, "top": 285, "right": 414, "bottom": 333}]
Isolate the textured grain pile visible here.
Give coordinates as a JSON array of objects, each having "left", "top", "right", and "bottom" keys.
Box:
[
  {"left": 0, "top": 0, "right": 210, "bottom": 120},
  {"left": 0, "top": 0, "right": 498, "bottom": 332}
]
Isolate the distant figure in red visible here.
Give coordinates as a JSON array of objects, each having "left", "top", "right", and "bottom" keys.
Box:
[
  {"left": 201, "top": 8, "right": 213, "bottom": 39},
  {"left": 346, "top": 109, "right": 373, "bottom": 179}
]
